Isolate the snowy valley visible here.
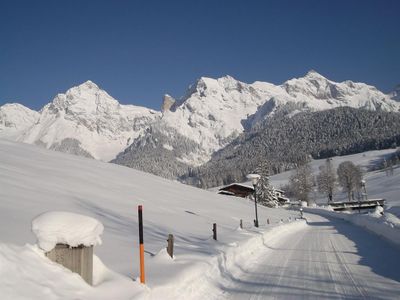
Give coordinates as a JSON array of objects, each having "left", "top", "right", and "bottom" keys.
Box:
[
  {"left": 2, "top": 71, "right": 400, "bottom": 299},
  {"left": 1, "top": 139, "right": 399, "bottom": 299}
]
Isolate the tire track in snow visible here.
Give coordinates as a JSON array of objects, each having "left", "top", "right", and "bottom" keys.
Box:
[
  {"left": 329, "top": 239, "right": 367, "bottom": 298},
  {"left": 224, "top": 214, "right": 400, "bottom": 299}
]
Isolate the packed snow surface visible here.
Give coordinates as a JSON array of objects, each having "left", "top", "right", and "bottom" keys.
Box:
[
  {"left": 224, "top": 213, "right": 400, "bottom": 299},
  {"left": 32, "top": 211, "right": 104, "bottom": 251}
]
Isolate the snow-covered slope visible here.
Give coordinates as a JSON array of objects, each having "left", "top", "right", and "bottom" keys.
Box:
[
  {"left": 0, "top": 139, "right": 299, "bottom": 299},
  {"left": 269, "top": 148, "right": 400, "bottom": 211},
  {"left": 1, "top": 141, "right": 399, "bottom": 299},
  {"left": 17, "top": 81, "right": 160, "bottom": 161},
  {"left": 0, "top": 103, "right": 39, "bottom": 138}
]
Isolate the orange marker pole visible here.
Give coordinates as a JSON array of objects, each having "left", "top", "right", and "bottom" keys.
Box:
[{"left": 138, "top": 205, "right": 145, "bottom": 284}]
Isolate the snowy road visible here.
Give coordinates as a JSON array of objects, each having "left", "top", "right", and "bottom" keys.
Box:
[{"left": 223, "top": 214, "right": 400, "bottom": 299}]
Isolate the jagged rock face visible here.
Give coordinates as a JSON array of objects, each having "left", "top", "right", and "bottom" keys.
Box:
[
  {"left": 161, "top": 94, "right": 176, "bottom": 112},
  {"left": 159, "top": 76, "right": 279, "bottom": 165},
  {"left": 0, "top": 103, "right": 39, "bottom": 138},
  {"left": 9, "top": 81, "right": 160, "bottom": 161},
  {"left": 391, "top": 84, "right": 400, "bottom": 101}
]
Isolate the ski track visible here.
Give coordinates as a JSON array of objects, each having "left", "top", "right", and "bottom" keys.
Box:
[{"left": 223, "top": 213, "right": 400, "bottom": 299}]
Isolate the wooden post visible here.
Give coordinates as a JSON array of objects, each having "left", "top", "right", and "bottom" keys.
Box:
[
  {"left": 212, "top": 223, "right": 217, "bottom": 240},
  {"left": 46, "top": 244, "right": 93, "bottom": 285},
  {"left": 167, "top": 234, "right": 174, "bottom": 258},
  {"left": 138, "top": 205, "right": 145, "bottom": 284},
  {"left": 240, "top": 219, "right": 243, "bottom": 229}
]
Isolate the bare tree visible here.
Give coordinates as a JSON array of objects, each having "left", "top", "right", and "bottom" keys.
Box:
[
  {"left": 337, "top": 161, "right": 362, "bottom": 201},
  {"left": 317, "top": 158, "right": 337, "bottom": 203},
  {"left": 289, "top": 162, "right": 314, "bottom": 205}
]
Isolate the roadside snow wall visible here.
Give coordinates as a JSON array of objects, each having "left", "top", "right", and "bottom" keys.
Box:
[
  {"left": 148, "top": 219, "right": 307, "bottom": 299},
  {"left": 305, "top": 208, "right": 400, "bottom": 247}
]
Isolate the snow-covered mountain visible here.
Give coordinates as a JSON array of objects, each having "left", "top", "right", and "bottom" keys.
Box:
[
  {"left": 134, "top": 71, "right": 400, "bottom": 166},
  {"left": 282, "top": 70, "right": 397, "bottom": 110},
  {"left": 1, "top": 81, "right": 160, "bottom": 161},
  {"left": 1, "top": 71, "right": 399, "bottom": 167},
  {"left": 0, "top": 103, "right": 39, "bottom": 138},
  {"left": 158, "top": 75, "right": 283, "bottom": 165}
]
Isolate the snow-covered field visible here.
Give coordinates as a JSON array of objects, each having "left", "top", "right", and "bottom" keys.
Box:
[
  {"left": 1, "top": 140, "right": 399, "bottom": 299},
  {"left": 270, "top": 148, "right": 397, "bottom": 188},
  {"left": 270, "top": 148, "right": 400, "bottom": 210},
  {"left": 270, "top": 148, "right": 400, "bottom": 241},
  {"left": 0, "top": 139, "right": 300, "bottom": 299}
]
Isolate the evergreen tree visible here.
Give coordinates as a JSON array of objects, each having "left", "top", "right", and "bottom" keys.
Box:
[{"left": 254, "top": 161, "right": 278, "bottom": 208}]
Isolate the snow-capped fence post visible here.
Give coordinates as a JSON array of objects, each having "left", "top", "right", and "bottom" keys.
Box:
[
  {"left": 46, "top": 244, "right": 93, "bottom": 285},
  {"left": 32, "top": 211, "right": 104, "bottom": 286},
  {"left": 240, "top": 219, "right": 243, "bottom": 229},
  {"left": 212, "top": 223, "right": 217, "bottom": 240},
  {"left": 138, "top": 205, "right": 146, "bottom": 284},
  {"left": 167, "top": 234, "right": 174, "bottom": 258}
]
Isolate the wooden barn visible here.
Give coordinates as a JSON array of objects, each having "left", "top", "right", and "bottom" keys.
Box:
[
  {"left": 218, "top": 183, "right": 290, "bottom": 206},
  {"left": 218, "top": 183, "right": 254, "bottom": 198}
]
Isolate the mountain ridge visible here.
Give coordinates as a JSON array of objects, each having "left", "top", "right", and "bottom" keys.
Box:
[{"left": 1, "top": 71, "right": 399, "bottom": 169}]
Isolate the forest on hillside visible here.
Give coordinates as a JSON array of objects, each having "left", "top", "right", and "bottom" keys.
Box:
[{"left": 182, "top": 107, "right": 400, "bottom": 188}]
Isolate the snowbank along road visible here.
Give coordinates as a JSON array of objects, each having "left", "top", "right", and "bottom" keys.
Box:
[{"left": 221, "top": 213, "right": 400, "bottom": 299}]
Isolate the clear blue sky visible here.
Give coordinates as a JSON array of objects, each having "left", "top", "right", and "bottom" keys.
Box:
[{"left": 0, "top": 0, "right": 399, "bottom": 111}]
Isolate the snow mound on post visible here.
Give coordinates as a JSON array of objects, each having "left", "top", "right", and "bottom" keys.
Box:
[{"left": 32, "top": 211, "right": 104, "bottom": 251}]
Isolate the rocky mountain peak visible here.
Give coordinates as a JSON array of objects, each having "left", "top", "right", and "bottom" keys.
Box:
[
  {"left": 304, "top": 69, "right": 327, "bottom": 80},
  {"left": 48, "top": 80, "right": 119, "bottom": 114},
  {"left": 161, "top": 94, "right": 176, "bottom": 112},
  {"left": 391, "top": 84, "right": 400, "bottom": 101}
]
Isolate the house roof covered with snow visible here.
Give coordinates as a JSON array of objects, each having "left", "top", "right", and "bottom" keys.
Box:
[{"left": 218, "top": 183, "right": 254, "bottom": 198}]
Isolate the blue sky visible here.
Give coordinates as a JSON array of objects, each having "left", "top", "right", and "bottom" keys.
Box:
[{"left": 0, "top": 0, "right": 399, "bottom": 111}]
